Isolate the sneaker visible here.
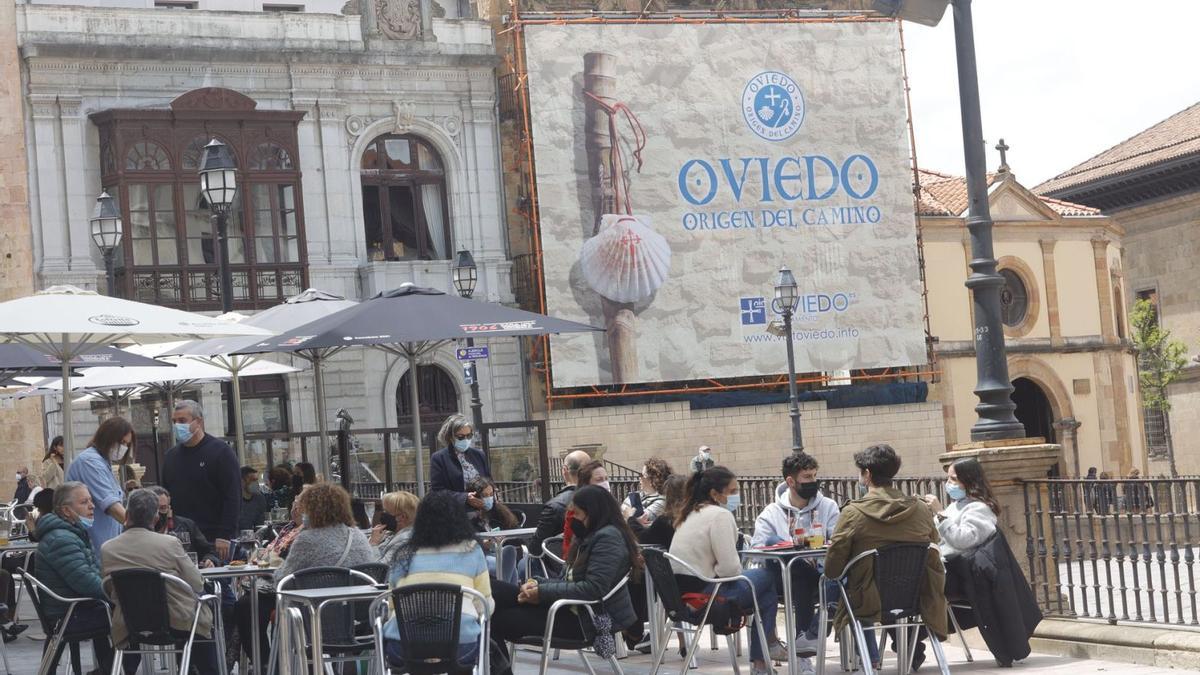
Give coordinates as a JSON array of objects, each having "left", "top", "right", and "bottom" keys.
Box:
[
  {"left": 751, "top": 665, "right": 777, "bottom": 675},
  {"left": 793, "top": 633, "right": 820, "bottom": 657},
  {"left": 797, "top": 656, "right": 816, "bottom": 674},
  {"left": 768, "top": 640, "right": 790, "bottom": 662}
]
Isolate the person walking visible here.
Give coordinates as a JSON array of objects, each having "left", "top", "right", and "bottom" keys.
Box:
[
  {"left": 430, "top": 414, "right": 492, "bottom": 510},
  {"left": 162, "top": 400, "right": 240, "bottom": 562},
  {"left": 41, "top": 436, "right": 65, "bottom": 490},
  {"left": 12, "top": 467, "right": 32, "bottom": 504},
  {"left": 64, "top": 417, "right": 131, "bottom": 558},
  {"left": 689, "top": 445, "right": 715, "bottom": 474}
]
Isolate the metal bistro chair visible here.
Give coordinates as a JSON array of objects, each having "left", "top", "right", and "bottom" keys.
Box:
[
  {"left": 817, "top": 543, "right": 951, "bottom": 675},
  {"left": 351, "top": 562, "right": 391, "bottom": 636},
  {"left": 102, "top": 569, "right": 228, "bottom": 675},
  {"left": 21, "top": 555, "right": 114, "bottom": 675},
  {"left": 370, "top": 583, "right": 490, "bottom": 675},
  {"left": 518, "top": 534, "right": 566, "bottom": 590},
  {"left": 508, "top": 573, "right": 631, "bottom": 675},
  {"left": 642, "top": 549, "right": 770, "bottom": 675},
  {"left": 269, "top": 566, "right": 380, "bottom": 674}
]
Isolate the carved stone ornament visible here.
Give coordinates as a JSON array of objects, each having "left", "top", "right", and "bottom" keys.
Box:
[
  {"left": 375, "top": 0, "right": 422, "bottom": 40},
  {"left": 345, "top": 115, "right": 368, "bottom": 137},
  {"left": 442, "top": 115, "right": 461, "bottom": 138},
  {"left": 393, "top": 101, "right": 417, "bottom": 133}
]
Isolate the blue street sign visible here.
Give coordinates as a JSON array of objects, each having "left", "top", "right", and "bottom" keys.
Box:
[{"left": 456, "top": 346, "right": 489, "bottom": 361}]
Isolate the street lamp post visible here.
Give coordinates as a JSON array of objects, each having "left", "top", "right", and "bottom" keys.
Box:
[
  {"left": 452, "top": 250, "right": 484, "bottom": 433},
  {"left": 875, "top": 0, "right": 1024, "bottom": 441},
  {"left": 199, "top": 139, "right": 239, "bottom": 314},
  {"left": 772, "top": 266, "right": 804, "bottom": 453},
  {"left": 89, "top": 191, "right": 123, "bottom": 296}
]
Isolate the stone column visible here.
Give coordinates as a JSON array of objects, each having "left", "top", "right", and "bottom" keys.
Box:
[{"left": 940, "top": 439, "right": 1064, "bottom": 606}]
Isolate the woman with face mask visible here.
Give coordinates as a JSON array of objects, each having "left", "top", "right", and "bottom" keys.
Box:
[
  {"left": 430, "top": 414, "right": 493, "bottom": 512},
  {"left": 64, "top": 417, "right": 132, "bottom": 558},
  {"left": 669, "top": 466, "right": 786, "bottom": 674},
  {"left": 923, "top": 457, "right": 999, "bottom": 559},
  {"left": 465, "top": 476, "right": 521, "bottom": 582}
]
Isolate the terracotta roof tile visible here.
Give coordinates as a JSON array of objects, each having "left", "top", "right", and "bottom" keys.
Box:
[
  {"left": 915, "top": 169, "right": 1099, "bottom": 217},
  {"left": 1035, "top": 101, "right": 1200, "bottom": 195}
]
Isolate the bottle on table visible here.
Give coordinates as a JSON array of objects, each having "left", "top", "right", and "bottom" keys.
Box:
[{"left": 808, "top": 523, "right": 825, "bottom": 549}]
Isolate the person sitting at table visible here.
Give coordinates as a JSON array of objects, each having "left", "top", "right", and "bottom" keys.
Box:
[
  {"left": 268, "top": 465, "right": 296, "bottom": 510},
  {"left": 637, "top": 474, "right": 687, "bottom": 549},
  {"left": 621, "top": 457, "right": 674, "bottom": 529},
  {"left": 670, "top": 467, "right": 785, "bottom": 674},
  {"left": 824, "top": 444, "right": 947, "bottom": 672},
  {"left": 922, "top": 457, "right": 998, "bottom": 562},
  {"left": 751, "top": 451, "right": 841, "bottom": 661},
  {"left": 430, "top": 414, "right": 492, "bottom": 511},
  {"left": 491, "top": 485, "right": 641, "bottom": 675},
  {"left": 563, "top": 460, "right": 611, "bottom": 554},
  {"left": 148, "top": 486, "right": 220, "bottom": 568},
  {"left": 35, "top": 481, "right": 115, "bottom": 674},
  {"left": 273, "top": 482, "right": 374, "bottom": 582},
  {"left": 233, "top": 485, "right": 308, "bottom": 666},
  {"left": 102, "top": 489, "right": 219, "bottom": 675},
  {"left": 529, "top": 449, "right": 591, "bottom": 571},
  {"left": 383, "top": 491, "right": 493, "bottom": 669},
  {"left": 369, "top": 490, "right": 418, "bottom": 567},
  {"left": 465, "top": 476, "right": 520, "bottom": 582}
]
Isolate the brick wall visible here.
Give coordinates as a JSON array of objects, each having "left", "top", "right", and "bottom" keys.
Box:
[
  {"left": 0, "top": 0, "right": 47, "bottom": 483},
  {"left": 539, "top": 399, "right": 946, "bottom": 478}
]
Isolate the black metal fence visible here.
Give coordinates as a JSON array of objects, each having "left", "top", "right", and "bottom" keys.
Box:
[{"left": 1024, "top": 478, "right": 1200, "bottom": 626}]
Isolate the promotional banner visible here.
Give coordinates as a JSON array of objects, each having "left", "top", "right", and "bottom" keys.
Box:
[{"left": 524, "top": 21, "right": 926, "bottom": 388}]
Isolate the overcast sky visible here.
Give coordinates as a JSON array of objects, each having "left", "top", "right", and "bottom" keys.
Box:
[{"left": 901, "top": 0, "right": 1200, "bottom": 189}]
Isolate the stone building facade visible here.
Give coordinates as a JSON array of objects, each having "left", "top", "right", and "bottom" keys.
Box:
[
  {"left": 1039, "top": 102, "right": 1200, "bottom": 476},
  {"left": 921, "top": 168, "right": 1145, "bottom": 477},
  {"left": 14, "top": 0, "right": 525, "bottom": 479}
]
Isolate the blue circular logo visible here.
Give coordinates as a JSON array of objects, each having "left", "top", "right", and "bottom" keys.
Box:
[{"left": 742, "top": 71, "right": 805, "bottom": 142}]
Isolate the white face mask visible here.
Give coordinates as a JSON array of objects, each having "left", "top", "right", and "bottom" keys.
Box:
[
  {"left": 14, "top": 473, "right": 23, "bottom": 482},
  {"left": 109, "top": 444, "right": 129, "bottom": 462}
]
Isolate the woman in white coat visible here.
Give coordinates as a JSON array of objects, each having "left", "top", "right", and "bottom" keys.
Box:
[{"left": 923, "top": 457, "right": 999, "bottom": 559}]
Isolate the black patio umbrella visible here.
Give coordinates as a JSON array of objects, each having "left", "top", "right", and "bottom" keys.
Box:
[
  {"left": 234, "top": 284, "right": 603, "bottom": 494},
  {"left": 0, "top": 344, "right": 169, "bottom": 370}
]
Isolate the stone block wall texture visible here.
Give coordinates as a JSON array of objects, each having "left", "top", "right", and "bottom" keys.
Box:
[
  {"left": 539, "top": 399, "right": 946, "bottom": 478},
  {"left": 0, "top": 0, "right": 46, "bottom": 481}
]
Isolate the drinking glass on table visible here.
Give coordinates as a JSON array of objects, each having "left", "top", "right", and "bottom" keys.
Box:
[{"left": 365, "top": 501, "right": 376, "bottom": 524}]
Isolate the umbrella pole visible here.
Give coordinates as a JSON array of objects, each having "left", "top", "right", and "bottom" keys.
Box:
[
  {"left": 231, "top": 360, "right": 246, "bottom": 466},
  {"left": 61, "top": 336, "right": 76, "bottom": 463},
  {"left": 408, "top": 352, "right": 425, "bottom": 497},
  {"left": 312, "top": 352, "right": 331, "bottom": 481}
]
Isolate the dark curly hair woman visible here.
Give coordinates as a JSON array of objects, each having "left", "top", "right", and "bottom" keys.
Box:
[
  {"left": 383, "top": 491, "right": 493, "bottom": 671},
  {"left": 622, "top": 456, "right": 675, "bottom": 527}
]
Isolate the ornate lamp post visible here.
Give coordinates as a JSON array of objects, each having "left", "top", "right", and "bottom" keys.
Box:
[
  {"left": 772, "top": 266, "right": 804, "bottom": 453},
  {"left": 199, "top": 139, "right": 239, "bottom": 313},
  {"left": 874, "top": 0, "right": 1024, "bottom": 440},
  {"left": 89, "top": 191, "right": 123, "bottom": 296},
  {"left": 451, "top": 249, "right": 484, "bottom": 433}
]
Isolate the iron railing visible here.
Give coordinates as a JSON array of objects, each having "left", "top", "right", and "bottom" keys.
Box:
[{"left": 1024, "top": 478, "right": 1200, "bottom": 626}]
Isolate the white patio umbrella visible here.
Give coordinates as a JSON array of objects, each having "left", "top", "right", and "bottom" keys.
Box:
[
  {"left": 167, "top": 289, "right": 356, "bottom": 473},
  {"left": 0, "top": 286, "right": 272, "bottom": 461}
]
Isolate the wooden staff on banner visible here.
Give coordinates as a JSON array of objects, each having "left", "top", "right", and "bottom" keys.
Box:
[{"left": 583, "top": 51, "right": 638, "bottom": 384}]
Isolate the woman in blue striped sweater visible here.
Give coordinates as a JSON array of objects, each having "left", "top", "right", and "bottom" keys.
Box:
[{"left": 384, "top": 491, "right": 494, "bottom": 669}]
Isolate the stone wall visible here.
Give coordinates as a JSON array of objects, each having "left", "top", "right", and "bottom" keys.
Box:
[
  {"left": 0, "top": 0, "right": 47, "bottom": 481},
  {"left": 538, "top": 399, "right": 946, "bottom": 478}
]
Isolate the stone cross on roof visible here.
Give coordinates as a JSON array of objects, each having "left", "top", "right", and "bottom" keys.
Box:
[{"left": 996, "top": 138, "right": 1011, "bottom": 174}]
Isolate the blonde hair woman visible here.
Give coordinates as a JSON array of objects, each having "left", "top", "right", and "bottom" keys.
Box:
[{"left": 370, "top": 490, "right": 420, "bottom": 566}]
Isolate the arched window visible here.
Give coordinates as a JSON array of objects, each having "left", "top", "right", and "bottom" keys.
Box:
[
  {"left": 125, "top": 141, "right": 172, "bottom": 171},
  {"left": 360, "top": 134, "right": 450, "bottom": 261},
  {"left": 397, "top": 364, "right": 460, "bottom": 426},
  {"left": 999, "top": 268, "right": 1029, "bottom": 327}
]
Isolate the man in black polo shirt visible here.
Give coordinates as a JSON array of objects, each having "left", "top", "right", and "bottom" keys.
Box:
[{"left": 162, "top": 400, "right": 241, "bottom": 561}]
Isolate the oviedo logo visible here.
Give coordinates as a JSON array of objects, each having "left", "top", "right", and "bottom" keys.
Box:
[{"left": 742, "top": 71, "right": 806, "bottom": 142}]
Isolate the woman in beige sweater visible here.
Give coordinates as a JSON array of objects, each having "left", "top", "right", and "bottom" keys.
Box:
[
  {"left": 41, "top": 436, "right": 64, "bottom": 490},
  {"left": 669, "top": 466, "right": 783, "bottom": 675}
]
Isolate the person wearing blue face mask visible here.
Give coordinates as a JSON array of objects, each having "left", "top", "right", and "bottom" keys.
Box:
[
  {"left": 35, "top": 481, "right": 115, "bottom": 673},
  {"left": 669, "top": 466, "right": 786, "bottom": 675},
  {"left": 161, "top": 400, "right": 241, "bottom": 563},
  {"left": 465, "top": 476, "right": 521, "bottom": 582},
  {"left": 64, "top": 416, "right": 132, "bottom": 558},
  {"left": 922, "top": 457, "right": 999, "bottom": 560},
  {"left": 430, "top": 414, "right": 492, "bottom": 511}
]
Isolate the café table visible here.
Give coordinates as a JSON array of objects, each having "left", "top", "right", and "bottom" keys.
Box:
[
  {"left": 475, "top": 527, "right": 537, "bottom": 581},
  {"left": 741, "top": 545, "right": 828, "bottom": 675},
  {"left": 201, "top": 563, "right": 278, "bottom": 675},
  {"left": 276, "top": 584, "right": 387, "bottom": 675},
  {"left": 0, "top": 540, "right": 38, "bottom": 555}
]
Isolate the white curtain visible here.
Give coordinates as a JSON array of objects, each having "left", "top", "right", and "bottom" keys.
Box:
[{"left": 421, "top": 184, "right": 447, "bottom": 259}]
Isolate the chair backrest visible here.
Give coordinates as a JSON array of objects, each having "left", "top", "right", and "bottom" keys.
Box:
[
  {"left": 20, "top": 554, "right": 57, "bottom": 631},
  {"left": 542, "top": 535, "right": 565, "bottom": 565},
  {"left": 505, "top": 503, "right": 543, "bottom": 529},
  {"left": 104, "top": 569, "right": 174, "bottom": 646},
  {"left": 873, "top": 543, "right": 932, "bottom": 621},
  {"left": 281, "top": 566, "right": 378, "bottom": 648},
  {"left": 642, "top": 548, "right": 691, "bottom": 619},
  {"left": 352, "top": 562, "right": 389, "bottom": 585},
  {"left": 388, "top": 583, "right": 466, "bottom": 675}
]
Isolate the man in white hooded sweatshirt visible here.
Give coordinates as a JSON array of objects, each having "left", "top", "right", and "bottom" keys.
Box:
[{"left": 752, "top": 452, "right": 841, "bottom": 664}]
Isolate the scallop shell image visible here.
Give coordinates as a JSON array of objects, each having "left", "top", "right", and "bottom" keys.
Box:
[{"left": 580, "top": 214, "right": 671, "bottom": 304}]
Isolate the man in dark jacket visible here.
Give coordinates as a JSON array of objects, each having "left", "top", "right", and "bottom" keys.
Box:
[
  {"left": 35, "top": 481, "right": 114, "bottom": 673},
  {"left": 430, "top": 414, "right": 492, "bottom": 510},
  {"left": 945, "top": 532, "right": 1041, "bottom": 667},
  {"left": 529, "top": 450, "right": 592, "bottom": 557},
  {"left": 162, "top": 400, "right": 240, "bottom": 561},
  {"left": 12, "top": 466, "right": 32, "bottom": 504}
]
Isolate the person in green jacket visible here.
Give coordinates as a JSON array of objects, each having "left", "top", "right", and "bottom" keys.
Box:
[{"left": 35, "top": 481, "right": 114, "bottom": 674}]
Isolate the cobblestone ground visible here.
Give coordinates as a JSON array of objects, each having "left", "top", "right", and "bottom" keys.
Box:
[{"left": 0, "top": 594, "right": 1182, "bottom": 674}]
